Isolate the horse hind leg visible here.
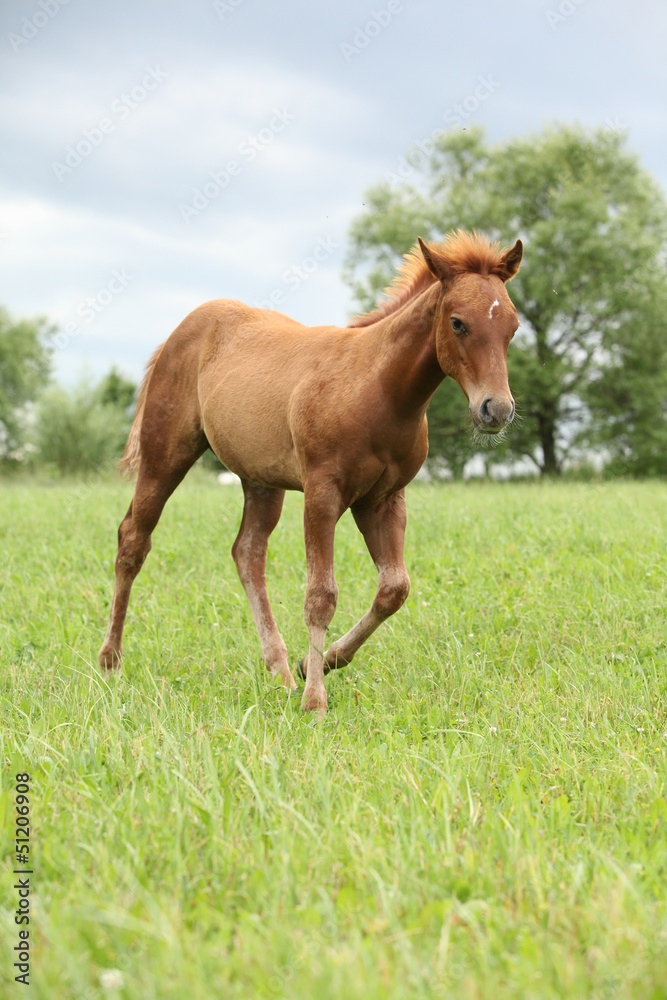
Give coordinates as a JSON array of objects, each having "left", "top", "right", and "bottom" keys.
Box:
[
  {"left": 98, "top": 433, "right": 207, "bottom": 671},
  {"left": 232, "top": 480, "right": 296, "bottom": 691}
]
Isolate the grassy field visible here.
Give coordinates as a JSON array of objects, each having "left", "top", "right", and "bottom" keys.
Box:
[{"left": 1, "top": 473, "right": 666, "bottom": 999}]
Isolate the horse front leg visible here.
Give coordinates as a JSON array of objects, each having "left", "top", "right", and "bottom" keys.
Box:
[
  {"left": 322, "top": 490, "right": 410, "bottom": 672},
  {"left": 301, "top": 481, "right": 346, "bottom": 717}
]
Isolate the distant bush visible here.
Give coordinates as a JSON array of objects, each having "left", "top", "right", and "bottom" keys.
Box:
[{"left": 33, "top": 379, "right": 133, "bottom": 475}]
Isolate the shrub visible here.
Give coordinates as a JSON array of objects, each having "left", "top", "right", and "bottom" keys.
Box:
[{"left": 33, "top": 381, "right": 131, "bottom": 475}]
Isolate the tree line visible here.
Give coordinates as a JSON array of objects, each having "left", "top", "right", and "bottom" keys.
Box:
[
  {"left": 345, "top": 124, "right": 667, "bottom": 477},
  {"left": 2, "top": 124, "right": 666, "bottom": 478},
  {"left": 0, "top": 310, "right": 137, "bottom": 474}
]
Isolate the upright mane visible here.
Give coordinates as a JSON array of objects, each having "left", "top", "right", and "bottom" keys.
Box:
[{"left": 348, "top": 229, "right": 513, "bottom": 328}]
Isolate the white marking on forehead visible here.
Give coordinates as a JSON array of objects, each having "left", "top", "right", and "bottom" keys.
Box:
[{"left": 488, "top": 298, "right": 500, "bottom": 319}]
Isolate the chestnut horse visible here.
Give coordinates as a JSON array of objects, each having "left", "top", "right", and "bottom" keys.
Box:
[{"left": 99, "top": 230, "right": 522, "bottom": 717}]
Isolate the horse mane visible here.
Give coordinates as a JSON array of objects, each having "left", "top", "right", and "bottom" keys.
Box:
[{"left": 348, "top": 229, "right": 512, "bottom": 328}]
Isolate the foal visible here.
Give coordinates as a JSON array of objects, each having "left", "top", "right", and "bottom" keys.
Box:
[{"left": 99, "top": 230, "right": 522, "bottom": 716}]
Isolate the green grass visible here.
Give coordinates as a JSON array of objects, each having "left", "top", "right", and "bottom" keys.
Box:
[{"left": 1, "top": 474, "right": 666, "bottom": 999}]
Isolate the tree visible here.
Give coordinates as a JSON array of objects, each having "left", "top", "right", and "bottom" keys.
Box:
[
  {"left": 0, "top": 308, "right": 52, "bottom": 462},
  {"left": 33, "top": 373, "right": 136, "bottom": 475},
  {"left": 420, "top": 381, "right": 477, "bottom": 478},
  {"left": 344, "top": 125, "right": 667, "bottom": 476},
  {"left": 98, "top": 366, "right": 137, "bottom": 412},
  {"left": 583, "top": 271, "right": 667, "bottom": 477}
]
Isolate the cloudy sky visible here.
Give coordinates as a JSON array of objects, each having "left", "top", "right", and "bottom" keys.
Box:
[{"left": 1, "top": 0, "right": 664, "bottom": 385}]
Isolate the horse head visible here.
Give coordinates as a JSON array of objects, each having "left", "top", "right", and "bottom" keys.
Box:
[{"left": 419, "top": 234, "right": 523, "bottom": 435}]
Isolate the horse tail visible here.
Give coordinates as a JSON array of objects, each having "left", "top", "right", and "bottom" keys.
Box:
[{"left": 119, "top": 341, "right": 166, "bottom": 480}]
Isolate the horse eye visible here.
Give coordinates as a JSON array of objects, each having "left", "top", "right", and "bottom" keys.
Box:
[{"left": 450, "top": 317, "right": 466, "bottom": 334}]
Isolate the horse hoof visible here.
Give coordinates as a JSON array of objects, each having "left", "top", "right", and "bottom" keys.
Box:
[
  {"left": 98, "top": 647, "right": 122, "bottom": 671},
  {"left": 297, "top": 657, "right": 307, "bottom": 680},
  {"left": 274, "top": 665, "right": 297, "bottom": 692},
  {"left": 301, "top": 688, "right": 327, "bottom": 719}
]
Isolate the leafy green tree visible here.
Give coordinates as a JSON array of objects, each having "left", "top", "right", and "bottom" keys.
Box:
[
  {"left": 98, "top": 366, "right": 137, "bottom": 412},
  {"left": 0, "top": 308, "right": 52, "bottom": 462},
  {"left": 421, "top": 382, "right": 476, "bottom": 478},
  {"left": 583, "top": 271, "right": 667, "bottom": 477},
  {"left": 33, "top": 373, "right": 136, "bottom": 475},
  {"left": 344, "top": 125, "right": 667, "bottom": 476}
]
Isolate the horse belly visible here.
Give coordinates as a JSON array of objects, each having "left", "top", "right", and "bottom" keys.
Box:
[{"left": 201, "top": 377, "right": 302, "bottom": 490}]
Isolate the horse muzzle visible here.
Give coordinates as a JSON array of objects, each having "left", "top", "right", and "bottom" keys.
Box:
[{"left": 470, "top": 394, "right": 515, "bottom": 433}]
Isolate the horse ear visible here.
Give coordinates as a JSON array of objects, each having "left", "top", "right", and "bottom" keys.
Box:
[
  {"left": 418, "top": 237, "right": 454, "bottom": 284},
  {"left": 500, "top": 239, "right": 523, "bottom": 281}
]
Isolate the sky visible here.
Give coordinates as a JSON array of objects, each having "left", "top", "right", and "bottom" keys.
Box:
[{"left": 1, "top": 0, "right": 665, "bottom": 386}]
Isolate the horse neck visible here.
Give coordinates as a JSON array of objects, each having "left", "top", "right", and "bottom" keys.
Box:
[{"left": 366, "top": 281, "right": 445, "bottom": 415}]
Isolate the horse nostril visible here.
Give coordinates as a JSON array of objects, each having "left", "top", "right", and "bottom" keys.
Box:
[{"left": 477, "top": 396, "right": 514, "bottom": 428}]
